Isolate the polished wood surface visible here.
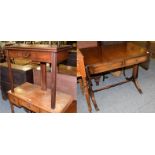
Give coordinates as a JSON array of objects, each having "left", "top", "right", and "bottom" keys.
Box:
[
  {"left": 78, "top": 42, "right": 149, "bottom": 111},
  {"left": 40, "top": 62, "right": 47, "bottom": 90},
  {"left": 5, "top": 44, "right": 73, "bottom": 112},
  {"left": 8, "top": 82, "right": 75, "bottom": 113},
  {"left": 77, "top": 50, "right": 86, "bottom": 77},
  {"left": 5, "top": 45, "right": 72, "bottom": 63},
  {"left": 81, "top": 43, "right": 148, "bottom": 74},
  {"left": 51, "top": 52, "right": 57, "bottom": 108}
]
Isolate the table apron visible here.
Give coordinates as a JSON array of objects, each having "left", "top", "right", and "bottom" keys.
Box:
[
  {"left": 89, "top": 55, "right": 148, "bottom": 74},
  {"left": 7, "top": 50, "right": 69, "bottom": 63}
]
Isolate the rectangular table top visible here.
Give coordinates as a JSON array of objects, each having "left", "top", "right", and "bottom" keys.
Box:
[
  {"left": 8, "top": 82, "right": 74, "bottom": 113},
  {"left": 80, "top": 42, "right": 148, "bottom": 66},
  {"left": 5, "top": 44, "right": 73, "bottom": 52},
  {"left": 80, "top": 42, "right": 149, "bottom": 74}
]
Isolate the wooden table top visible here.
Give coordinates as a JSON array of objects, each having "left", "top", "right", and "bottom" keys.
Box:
[
  {"left": 8, "top": 82, "right": 74, "bottom": 113},
  {"left": 81, "top": 42, "right": 148, "bottom": 66},
  {"left": 80, "top": 42, "right": 149, "bottom": 74}
]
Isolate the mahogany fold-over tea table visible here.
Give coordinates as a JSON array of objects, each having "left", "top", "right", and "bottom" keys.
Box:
[
  {"left": 80, "top": 42, "right": 150, "bottom": 111},
  {"left": 5, "top": 44, "right": 75, "bottom": 113}
]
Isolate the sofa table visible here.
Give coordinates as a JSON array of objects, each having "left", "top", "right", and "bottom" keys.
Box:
[
  {"left": 80, "top": 42, "right": 150, "bottom": 111},
  {"left": 5, "top": 44, "right": 74, "bottom": 113}
]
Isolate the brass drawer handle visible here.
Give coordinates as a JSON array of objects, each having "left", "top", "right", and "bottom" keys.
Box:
[{"left": 23, "top": 52, "right": 31, "bottom": 58}]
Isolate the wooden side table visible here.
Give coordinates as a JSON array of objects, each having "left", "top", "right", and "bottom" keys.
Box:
[{"left": 5, "top": 44, "right": 75, "bottom": 113}]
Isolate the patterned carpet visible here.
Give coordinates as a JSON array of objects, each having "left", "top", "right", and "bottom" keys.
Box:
[{"left": 77, "top": 59, "right": 155, "bottom": 113}]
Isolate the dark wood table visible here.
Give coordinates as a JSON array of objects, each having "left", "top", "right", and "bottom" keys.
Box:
[
  {"left": 5, "top": 44, "right": 74, "bottom": 112},
  {"left": 80, "top": 42, "right": 150, "bottom": 111}
]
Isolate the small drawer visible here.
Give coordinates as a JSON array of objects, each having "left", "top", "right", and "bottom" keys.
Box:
[
  {"left": 7, "top": 50, "right": 31, "bottom": 58},
  {"left": 8, "top": 50, "right": 25, "bottom": 58},
  {"left": 31, "top": 51, "right": 51, "bottom": 62},
  {"left": 8, "top": 51, "right": 21, "bottom": 58},
  {"left": 22, "top": 51, "right": 31, "bottom": 58},
  {"left": 125, "top": 56, "right": 147, "bottom": 66}
]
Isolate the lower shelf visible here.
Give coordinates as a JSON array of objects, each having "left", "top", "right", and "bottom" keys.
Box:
[{"left": 8, "top": 82, "right": 76, "bottom": 113}]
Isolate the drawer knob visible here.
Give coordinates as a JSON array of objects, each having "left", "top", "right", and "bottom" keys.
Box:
[{"left": 23, "top": 52, "right": 31, "bottom": 58}]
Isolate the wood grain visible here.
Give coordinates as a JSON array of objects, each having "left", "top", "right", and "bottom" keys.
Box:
[{"left": 8, "top": 82, "right": 75, "bottom": 113}]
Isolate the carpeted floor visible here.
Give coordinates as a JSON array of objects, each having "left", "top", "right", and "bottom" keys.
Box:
[{"left": 77, "top": 59, "right": 155, "bottom": 113}]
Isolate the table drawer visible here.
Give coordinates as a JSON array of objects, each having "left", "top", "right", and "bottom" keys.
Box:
[
  {"left": 8, "top": 50, "right": 31, "bottom": 59},
  {"left": 90, "top": 61, "right": 123, "bottom": 74},
  {"left": 125, "top": 56, "right": 148, "bottom": 66},
  {"left": 7, "top": 50, "right": 22, "bottom": 58},
  {"left": 31, "top": 52, "right": 51, "bottom": 62}
]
